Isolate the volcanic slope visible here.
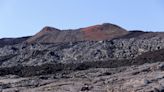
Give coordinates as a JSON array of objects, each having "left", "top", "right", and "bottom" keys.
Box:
[{"left": 26, "top": 23, "right": 128, "bottom": 43}]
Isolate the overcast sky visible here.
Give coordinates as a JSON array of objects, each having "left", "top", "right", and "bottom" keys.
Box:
[{"left": 0, "top": 0, "right": 164, "bottom": 38}]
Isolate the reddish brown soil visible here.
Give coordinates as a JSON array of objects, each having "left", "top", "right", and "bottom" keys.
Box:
[{"left": 81, "top": 24, "right": 128, "bottom": 41}]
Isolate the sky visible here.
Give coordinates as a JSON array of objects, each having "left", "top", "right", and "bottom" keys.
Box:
[{"left": 0, "top": 0, "right": 164, "bottom": 38}]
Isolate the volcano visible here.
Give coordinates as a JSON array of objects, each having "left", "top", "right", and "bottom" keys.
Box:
[{"left": 26, "top": 23, "right": 128, "bottom": 43}]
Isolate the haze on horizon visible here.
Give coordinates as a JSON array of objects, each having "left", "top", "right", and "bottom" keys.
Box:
[{"left": 0, "top": 0, "right": 164, "bottom": 38}]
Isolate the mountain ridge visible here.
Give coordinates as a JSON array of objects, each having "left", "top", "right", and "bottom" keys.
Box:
[{"left": 26, "top": 23, "right": 128, "bottom": 43}]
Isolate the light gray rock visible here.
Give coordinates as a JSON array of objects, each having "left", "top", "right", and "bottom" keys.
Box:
[{"left": 1, "top": 36, "right": 164, "bottom": 67}]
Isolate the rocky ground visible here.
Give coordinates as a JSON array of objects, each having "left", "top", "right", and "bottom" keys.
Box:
[
  {"left": 0, "top": 62, "right": 164, "bottom": 92},
  {"left": 1, "top": 36, "right": 164, "bottom": 68}
]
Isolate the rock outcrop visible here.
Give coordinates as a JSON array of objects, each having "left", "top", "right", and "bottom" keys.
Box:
[
  {"left": 1, "top": 35, "right": 164, "bottom": 67},
  {"left": 0, "top": 36, "right": 30, "bottom": 47}
]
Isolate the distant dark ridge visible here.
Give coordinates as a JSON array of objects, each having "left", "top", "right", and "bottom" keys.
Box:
[
  {"left": 0, "top": 36, "right": 31, "bottom": 47},
  {"left": 120, "top": 30, "right": 147, "bottom": 39},
  {"left": 119, "top": 30, "right": 164, "bottom": 39}
]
